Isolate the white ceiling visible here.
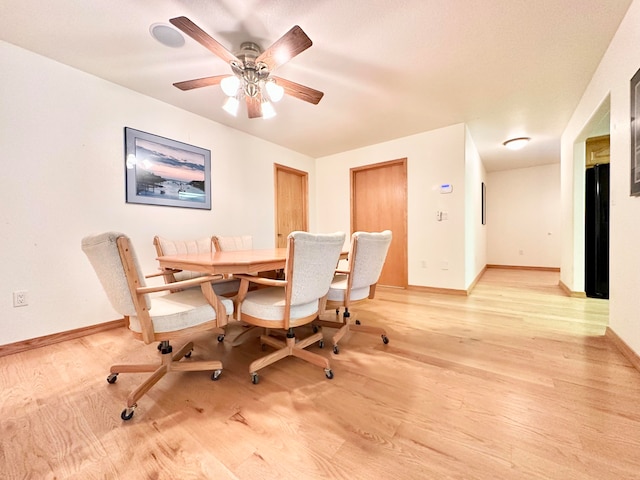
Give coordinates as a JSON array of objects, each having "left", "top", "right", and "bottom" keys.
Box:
[{"left": 0, "top": 0, "right": 632, "bottom": 171}]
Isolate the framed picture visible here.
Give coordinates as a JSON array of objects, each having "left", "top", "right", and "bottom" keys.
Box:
[
  {"left": 630, "top": 68, "right": 640, "bottom": 196},
  {"left": 124, "top": 127, "right": 211, "bottom": 209}
]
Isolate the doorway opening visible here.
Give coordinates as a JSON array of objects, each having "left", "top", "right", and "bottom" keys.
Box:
[{"left": 584, "top": 135, "right": 610, "bottom": 299}]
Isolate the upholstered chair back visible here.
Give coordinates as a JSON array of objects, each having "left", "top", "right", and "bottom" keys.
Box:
[
  {"left": 287, "top": 231, "right": 345, "bottom": 306},
  {"left": 81, "top": 231, "right": 149, "bottom": 316},
  {"left": 154, "top": 236, "right": 213, "bottom": 281},
  {"left": 214, "top": 235, "right": 253, "bottom": 251},
  {"left": 349, "top": 230, "right": 393, "bottom": 290}
]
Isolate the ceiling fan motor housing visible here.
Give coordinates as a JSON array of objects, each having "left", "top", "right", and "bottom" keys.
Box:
[{"left": 231, "top": 42, "right": 270, "bottom": 98}]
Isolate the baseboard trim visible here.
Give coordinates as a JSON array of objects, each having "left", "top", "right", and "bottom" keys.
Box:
[
  {"left": 486, "top": 264, "right": 560, "bottom": 272},
  {"left": 558, "top": 280, "right": 587, "bottom": 298},
  {"left": 606, "top": 327, "right": 640, "bottom": 373},
  {"left": 467, "top": 266, "right": 487, "bottom": 294},
  {"left": 407, "top": 284, "right": 468, "bottom": 296},
  {"left": 0, "top": 318, "right": 126, "bottom": 358}
]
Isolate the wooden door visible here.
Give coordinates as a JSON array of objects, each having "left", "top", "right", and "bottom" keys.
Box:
[
  {"left": 351, "top": 159, "right": 408, "bottom": 288},
  {"left": 274, "top": 164, "right": 308, "bottom": 248}
]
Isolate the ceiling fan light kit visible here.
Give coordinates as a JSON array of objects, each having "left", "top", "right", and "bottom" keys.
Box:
[
  {"left": 220, "top": 75, "right": 240, "bottom": 96},
  {"left": 265, "top": 80, "right": 285, "bottom": 102},
  {"left": 503, "top": 137, "right": 531, "bottom": 150},
  {"left": 222, "top": 96, "right": 240, "bottom": 116},
  {"left": 169, "top": 16, "right": 324, "bottom": 119}
]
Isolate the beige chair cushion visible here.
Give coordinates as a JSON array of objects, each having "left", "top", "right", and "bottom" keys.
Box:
[
  {"left": 129, "top": 289, "right": 234, "bottom": 333},
  {"left": 326, "top": 275, "right": 370, "bottom": 302},
  {"left": 238, "top": 288, "right": 319, "bottom": 322}
]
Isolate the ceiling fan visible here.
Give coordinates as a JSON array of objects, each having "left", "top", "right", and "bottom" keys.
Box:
[{"left": 169, "top": 16, "right": 324, "bottom": 119}]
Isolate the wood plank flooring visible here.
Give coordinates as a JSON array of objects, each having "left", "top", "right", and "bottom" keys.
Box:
[{"left": 2, "top": 268, "right": 639, "bottom": 479}]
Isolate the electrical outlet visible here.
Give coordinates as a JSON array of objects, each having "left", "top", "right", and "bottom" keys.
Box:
[{"left": 13, "top": 290, "right": 28, "bottom": 307}]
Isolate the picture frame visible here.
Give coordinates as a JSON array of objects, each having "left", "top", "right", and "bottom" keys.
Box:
[
  {"left": 630, "top": 68, "right": 640, "bottom": 196},
  {"left": 124, "top": 127, "right": 211, "bottom": 209}
]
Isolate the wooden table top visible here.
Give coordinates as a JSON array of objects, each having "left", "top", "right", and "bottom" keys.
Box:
[{"left": 157, "top": 248, "right": 289, "bottom": 275}]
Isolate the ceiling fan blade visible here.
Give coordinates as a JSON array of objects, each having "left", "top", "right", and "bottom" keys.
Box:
[
  {"left": 173, "top": 75, "right": 229, "bottom": 91},
  {"left": 169, "top": 16, "right": 239, "bottom": 65},
  {"left": 256, "top": 25, "right": 312, "bottom": 71},
  {"left": 272, "top": 76, "right": 324, "bottom": 105},
  {"left": 246, "top": 95, "right": 262, "bottom": 119}
]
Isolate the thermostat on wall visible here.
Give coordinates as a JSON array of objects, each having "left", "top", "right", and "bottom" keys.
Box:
[{"left": 440, "top": 184, "right": 453, "bottom": 194}]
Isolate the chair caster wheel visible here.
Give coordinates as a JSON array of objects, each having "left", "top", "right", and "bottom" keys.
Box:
[
  {"left": 325, "top": 369, "right": 334, "bottom": 379},
  {"left": 217, "top": 334, "right": 225, "bottom": 342},
  {"left": 318, "top": 340, "right": 324, "bottom": 348},
  {"left": 107, "top": 373, "right": 118, "bottom": 384},
  {"left": 312, "top": 325, "right": 319, "bottom": 334},
  {"left": 355, "top": 319, "right": 360, "bottom": 325},
  {"left": 382, "top": 335, "right": 389, "bottom": 344},
  {"left": 251, "top": 373, "right": 259, "bottom": 384},
  {"left": 333, "top": 345, "right": 339, "bottom": 354},
  {"left": 211, "top": 369, "right": 222, "bottom": 381},
  {"left": 184, "top": 350, "right": 192, "bottom": 358},
  {"left": 121, "top": 407, "right": 135, "bottom": 421}
]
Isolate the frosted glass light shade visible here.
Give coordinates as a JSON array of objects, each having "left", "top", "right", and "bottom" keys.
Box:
[
  {"left": 265, "top": 81, "right": 284, "bottom": 102},
  {"left": 503, "top": 137, "right": 530, "bottom": 150},
  {"left": 261, "top": 100, "right": 276, "bottom": 119},
  {"left": 220, "top": 76, "right": 240, "bottom": 97},
  {"left": 222, "top": 96, "right": 240, "bottom": 116}
]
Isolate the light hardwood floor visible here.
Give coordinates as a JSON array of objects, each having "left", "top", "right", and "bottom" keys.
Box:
[{"left": 1, "top": 268, "right": 639, "bottom": 479}]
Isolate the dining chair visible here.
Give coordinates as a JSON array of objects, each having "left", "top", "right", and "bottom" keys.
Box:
[
  {"left": 314, "top": 230, "right": 392, "bottom": 354},
  {"left": 213, "top": 234, "right": 253, "bottom": 252},
  {"left": 234, "top": 231, "right": 345, "bottom": 384},
  {"left": 82, "top": 232, "right": 233, "bottom": 420},
  {"left": 153, "top": 235, "right": 240, "bottom": 298},
  {"left": 212, "top": 235, "right": 263, "bottom": 346}
]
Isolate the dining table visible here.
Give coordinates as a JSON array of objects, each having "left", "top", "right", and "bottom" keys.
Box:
[
  {"left": 156, "top": 248, "right": 290, "bottom": 276},
  {"left": 156, "top": 248, "right": 348, "bottom": 276}
]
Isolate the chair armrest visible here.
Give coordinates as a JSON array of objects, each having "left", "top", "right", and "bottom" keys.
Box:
[
  {"left": 234, "top": 274, "right": 287, "bottom": 288},
  {"left": 136, "top": 274, "right": 224, "bottom": 294},
  {"left": 145, "top": 269, "right": 181, "bottom": 279}
]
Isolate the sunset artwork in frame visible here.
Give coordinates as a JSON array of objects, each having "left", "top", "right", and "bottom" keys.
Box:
[{"left": 124, "top": 127, "right": 211, "bottom": 209}]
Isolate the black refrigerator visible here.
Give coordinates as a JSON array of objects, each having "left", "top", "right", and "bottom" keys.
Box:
[{"left": 585, "top": 163, "right": 609, "bottom": 299}]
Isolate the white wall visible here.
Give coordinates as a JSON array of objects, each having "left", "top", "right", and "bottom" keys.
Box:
[
  {"left": 315, "top": 123, "right": 471, "bottom": 291},
  {"left": 560, "top": 0, "right": 640, "bottom": 355},
  {"left": 487, "top": 164, "right": 561, "bottom": 268},
  {"left": 0, "top": 42, "right": 315, "bottom": 345},
  {"left": 464, "top": 127, "right": 487, "bottom": 285}
]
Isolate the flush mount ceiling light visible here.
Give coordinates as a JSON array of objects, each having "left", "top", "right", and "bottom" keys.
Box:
[
  {"left": 149, "top": 23, "right": 185, "bottom": 48},
  {"left": 503, "top": 137, "right": 531, "bottom": 150},
  {"left": 169, "top": 16, "right": 324, "bottom": 119}
]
